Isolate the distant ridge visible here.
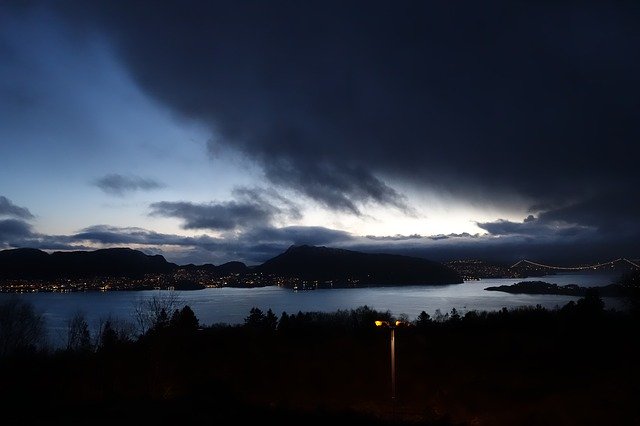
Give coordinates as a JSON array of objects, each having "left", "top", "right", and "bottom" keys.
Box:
[
  {"left": 0, "top": 245, "right": 461, "bottom": 287},
  {"left": 181, "top": 260, "right": 249, "bottom": 276},
  {"left": 0, "top": 247, "right": 176, "bottom": 279},
  {"left": 257, "top": 245, "right": 463, "bottom": 286}
]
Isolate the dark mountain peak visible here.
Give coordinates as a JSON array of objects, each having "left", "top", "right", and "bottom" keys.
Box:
[
  {"left": 177, "top": 261, "right": 247, "bottom": 276},
  {"left": 95, "top": 247, "right": 137, "bottom": 254},
  {"left": 0, "top": 247, "right": 49, "bottom": 258},
  {"left": 66, "top": 247, "right": 166, "bottom": 260},
  {"left": 285, "top": 244, "right": 313, "bottom": 253},
  {"left": 291, "top": 244, "right": 340, "bottom": 251},
  {"left": 181, "top": 263, "right": 217, "bottom": 270},
  {"left": 217, "top": 261, "right": 249, "bottom": 275},
  {"left": 259, "top": 245, "right": 462, "bottom": 286},
  {"left": 284, "top": 245, "right": 362, "bottom": 257}
]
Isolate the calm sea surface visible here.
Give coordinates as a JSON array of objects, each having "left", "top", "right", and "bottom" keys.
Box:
[{"left": 0, "top": 272, "right": 624, "bottom": 345}]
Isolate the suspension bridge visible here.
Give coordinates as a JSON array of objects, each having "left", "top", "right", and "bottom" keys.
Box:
[{"left": 509, "top": 258, "right": 640, "bottom": 271}]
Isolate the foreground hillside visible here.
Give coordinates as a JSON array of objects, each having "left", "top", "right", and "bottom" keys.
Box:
[{"left": 1, "top": 293, "right": 638, "bottom": 425}]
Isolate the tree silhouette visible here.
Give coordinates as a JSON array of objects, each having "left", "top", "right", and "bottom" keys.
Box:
[
  {"left": 245, "top": 307, "right": 266, "bottom": 328},
  {"left": 265, "top": 309, "right": 278, "bottom": 331},
  {"left": 170, "top": 305, "right": 199, "bottom": 331},
  {"left": 133, "top": 292, "right": 179, "bottom": 335},
  {"left": 0, "top": 297, "right": 46, "bottom": 357},
  {"left": 155, "top": 308, "right": 169, "bottom": 330},
  {"left": 99, "top": 320, "right": 119, "bottom": 351},
  {"left": 576, "top": 288, "right": 605, "bottom": 316},
  {"left": 278, "top": 311, "right": 291, "bottom": 331},
  {"left": 350, "top": 305, "right": 389, "bottom": 330},
  {"left": 449, "top": 308, "right": 461, "bottom": 323},
  {"left": 618, "top": 270, "right": 640, "bottom": 315},
  {"left": 415, "top": 311, "right": 432, "bottom": 327},
  {"left": 433, "top": 309, "right": 449, "bottom": 323},
  {"left": 67, "top": 312, "right": 91, "bottom": 352}
]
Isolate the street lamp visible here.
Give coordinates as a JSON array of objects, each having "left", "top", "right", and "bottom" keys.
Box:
[{"left": 375, "top": 319, "right": 410, "bottom": 417}]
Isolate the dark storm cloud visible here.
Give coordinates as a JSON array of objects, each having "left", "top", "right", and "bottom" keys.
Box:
[
  {"left": 149, "top": 200, "right": 271, "bottom": 231},
  {"left": 467, "top": 206, "right": 640, "bottom": 262},
  {"left": 72, "top": 225, "right": 222, "bottom": 249},
  {"left": 231, "top": 187, "right": 302, "bottom": 221},
  {"left": 348, "top": 219, "right": 640, "bottom": 264},
  {"left": 0, "top": 197, "right": 39, "bottom": 248},
  {"left": 0, "top": 217, "right": 635, "bottom": 265},
  {"left": 477, "top": 216, "right": 593, "bottom": 238},
  {"left": 2, "top": 2, "right": 639, "bottom": 262},
  {"left": 479, "top": 191, "right": 640, "bottom": 240},
  {"left": 69, "top": 224, "right": 353, "bottom": 264},
  {"left": 71, "top": 224, "right": 550, "bottom": 265},
  {"left": 74, "top": 225, "right": 206, "bottom": 246},
  {"left": 0, "top": 219, "right": 33, "bottom": 239},
  {"left": 477, "top": 218, "right": 546, "bottom": 236},
  {"left": 46, "top": 0, "right": 640, "bottom": 226},
  {"left": 244, "top": 226, "right": 353, "bottom": 246},
  {"left": 0, "top": 219, "right": 90, "bottom": 251},
  {"left": 537, "top": 192, "right": 640, "bottom": 233},
  {"left": 261, "top": 161, "right": 409, "bottom": 215},
  {"left": 0, "top": 196, "right": 34, "bottom": 219},
  {"left": 149, "top": 187, "right": 301, "bottom": 231},
  {"left": 94, "top": 174, "right": 165, "bottom": 196}
]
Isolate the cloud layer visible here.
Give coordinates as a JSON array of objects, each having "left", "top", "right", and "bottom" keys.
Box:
[
  {"left": 49, "top": 1, "right": 640, "bottom": 222},
  {"left": 94, "top": 174, "right": 165, "bottom": 196},
  {"left": 149, "top": 187, "right": 301, "bottom": 231},
  {"left": 1, "top": 3, "right": 639, "bottom": 263},
  {"left": 1, "top": 191, "right": 635, "bottom": 265},
  {"left": 0, "top": 196, "right": 34, "bottom": 219}
]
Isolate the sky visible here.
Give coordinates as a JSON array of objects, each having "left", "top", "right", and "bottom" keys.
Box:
[{"left": 1, "top": 1, "right": 639, "bottom": 265}]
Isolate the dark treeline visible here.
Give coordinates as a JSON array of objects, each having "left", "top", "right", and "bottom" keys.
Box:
[{"left": 1, "top": 277, "right": 639, "bottom": 425}]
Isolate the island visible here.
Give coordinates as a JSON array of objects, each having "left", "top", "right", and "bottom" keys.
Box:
[{"left": 484, "top": 280, "right": 625, "bottom": 297}]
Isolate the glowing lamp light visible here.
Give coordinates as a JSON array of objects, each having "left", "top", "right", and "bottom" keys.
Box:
[
  {"left": 375, "top": 320, "right": 411, "bottom": 328},
  {"left": 375, "top": 317, "right": 399, "bottom": 416}
]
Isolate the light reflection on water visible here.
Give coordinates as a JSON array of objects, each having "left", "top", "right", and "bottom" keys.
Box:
[{"left": 0, "top": 272, "right": 625, "bottom": 344}]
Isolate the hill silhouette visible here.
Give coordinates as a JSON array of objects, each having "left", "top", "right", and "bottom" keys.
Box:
[
  {"left": 257, "top": 245, "right": 462, "bottom": 286},
  {"left": 217, "top": 261, "right": 250, "bottom": 275},
  {"left": 0, "top": 245, "right": 461, "bottom": 287},
  {"left": 180, "top": 261, "right": 249, "bottom": 277},
  {"left": 485, "top": 280, "right": 625, "bottom": 296},
  {"left": 0, "top": 247, "right": 176, "bottom": 279}
]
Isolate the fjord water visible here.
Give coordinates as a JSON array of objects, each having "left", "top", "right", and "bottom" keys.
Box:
[{"left": 1, "top": 272, "right": 623, "bottom": 345}]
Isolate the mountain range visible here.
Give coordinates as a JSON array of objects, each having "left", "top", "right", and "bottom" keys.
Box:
[
  {"left": 0, "top": 247, "right": 174, "bottom": 279},
  {"left": 0, "top": 245, "right": 462, "bottom": 286}
]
